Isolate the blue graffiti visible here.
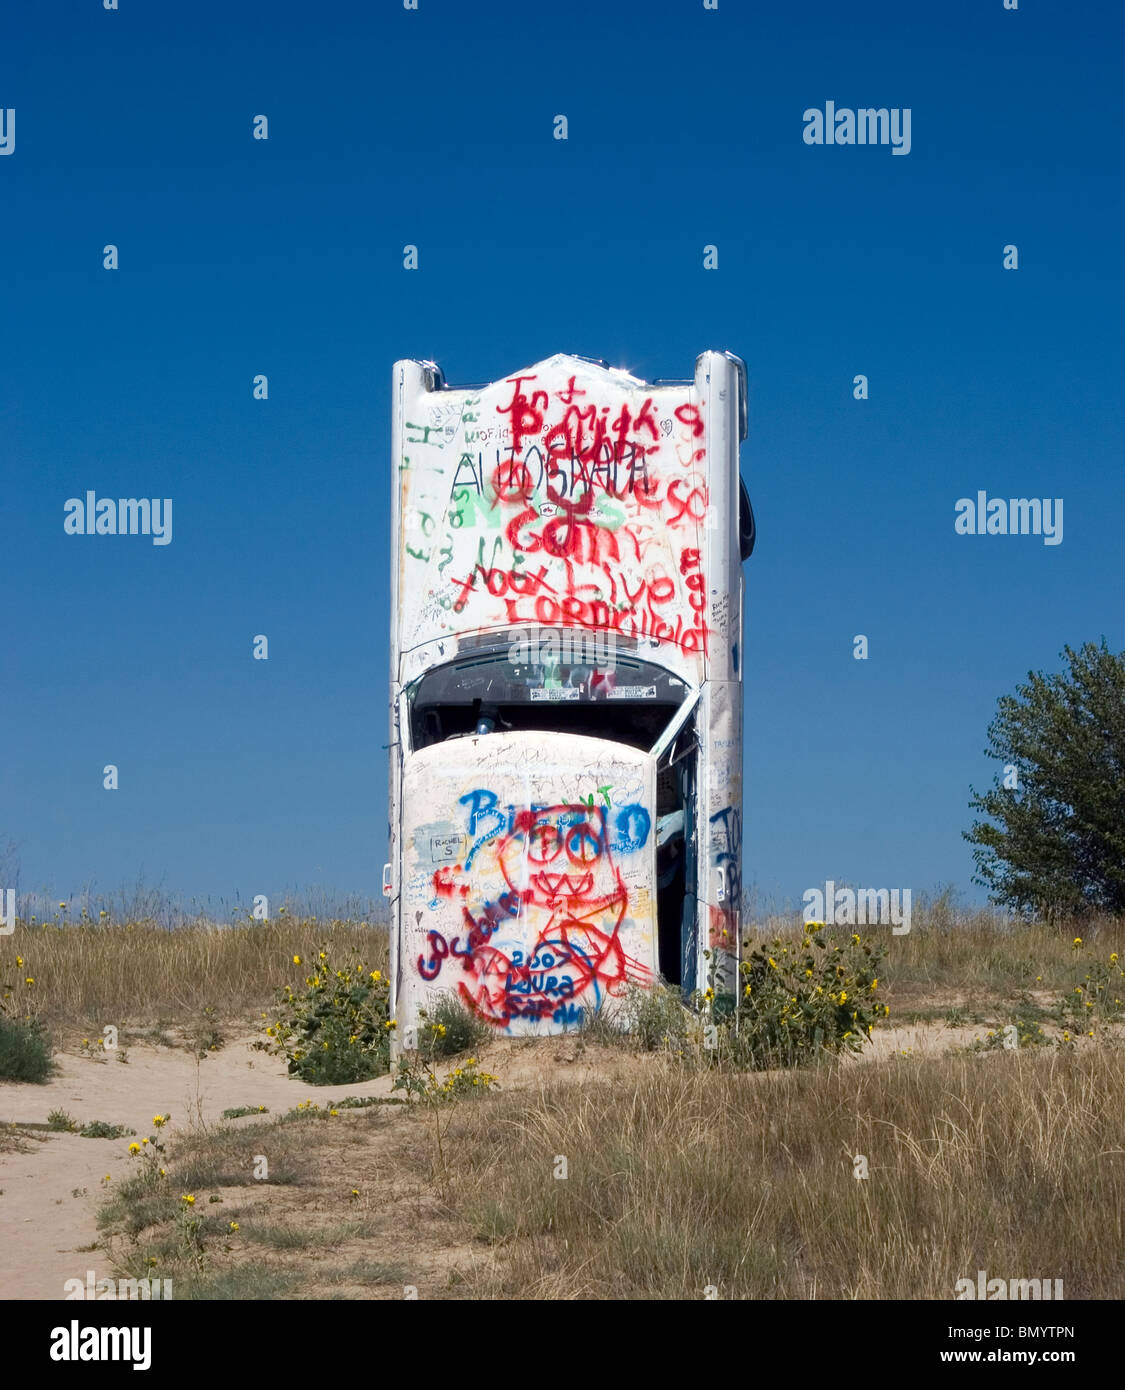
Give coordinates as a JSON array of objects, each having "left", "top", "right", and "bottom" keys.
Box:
[
  {"left": 552, "top": 1001, "right": 586, "bottom": 1028},
  {"left": 611, "top": 803, "right": 652, "bottom": 854},
  {"left": 709, "top": 804, "right": 743, "bottom": 905},
  {"left": 460, "top": 788, "right": 507, "bottom": 869}
]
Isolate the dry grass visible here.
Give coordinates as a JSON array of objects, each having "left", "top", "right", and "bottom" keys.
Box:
[
  {"left": 7, "top": 900, "right": 1121, "bottom": 1036},
  {"left": 96, "top": 1044, "right": 1125, "bottom": 1300},
  {"left": 445, "top": 1048, "right": 1125, "bottom": 1299},
  {"left": 9, "top": 905, "right": 1124, "bottom": 1299},
  {"left": 3, "top": 919, "right": 388, "bottom": 1030},
  {"left": 748, "top": 903, "right": 1125, "bottom": 1019}
]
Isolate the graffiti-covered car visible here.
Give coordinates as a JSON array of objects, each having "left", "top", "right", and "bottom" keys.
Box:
[{"left": 385, "top": 352, "right": 753, "bottom": 1047}]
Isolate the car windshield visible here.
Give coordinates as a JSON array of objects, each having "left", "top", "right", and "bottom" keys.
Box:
[{"left": 406, "top": 638, "right": 690, "bottom": 753}]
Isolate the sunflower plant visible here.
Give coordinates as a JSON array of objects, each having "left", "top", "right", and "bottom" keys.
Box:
[
  {"left": 254, "top": 944, "right": 393, "bottom": 1084},
  {"left": 721, "top": 923, "right": 887, "bottom": 1068}
]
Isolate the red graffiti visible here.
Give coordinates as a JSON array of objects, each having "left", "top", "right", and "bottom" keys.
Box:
[
  {"left": 496, "top": 375, "right": 549, "bottom": 453},
  {"left": 432, "top": 867, "right": 469, "bottom": 898},
  {"left": 444, "top": 378, "right": 712, "bottom": 658},
  {"left": 709, "top": 904, "right": 734, "bottom": 951},
  {"left": 423, "top": 804, "right": 652, "bottom": 1028}
]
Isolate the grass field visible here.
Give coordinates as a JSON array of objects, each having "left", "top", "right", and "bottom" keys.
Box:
[
  {"left": 2, "top": 902, "right": 1124, "bottom": 1300},
  {"left": 5, "top": 900, "right": 1123, "bottom": 1037}
]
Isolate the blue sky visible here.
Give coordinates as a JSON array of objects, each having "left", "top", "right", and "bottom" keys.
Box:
[{"left": 3, "top": 0, "right": 1122, "bottom": 915}]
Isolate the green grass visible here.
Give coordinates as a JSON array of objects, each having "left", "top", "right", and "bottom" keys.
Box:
[
  {"left": 178, "top": 1267, "right": 305, "bottom": 1300},
  {"left": 243, "top": 1220, "right": 376, "bottom": 1250}
]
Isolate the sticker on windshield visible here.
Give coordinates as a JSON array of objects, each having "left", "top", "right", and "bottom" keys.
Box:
[
  {"left": 608, "top": 685, "right": 657, "bottom": 699},
  {"left": 530, "top": 687, "right": 581, "bottom": 702}
]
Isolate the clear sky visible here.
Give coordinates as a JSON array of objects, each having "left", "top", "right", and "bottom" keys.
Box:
[{"left": 3, "top": 0, "right": 1122, "bottom": 916}]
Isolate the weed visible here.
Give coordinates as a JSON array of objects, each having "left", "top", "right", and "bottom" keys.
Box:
[
  {"left": 254, "top": 943, "right": 393, "bottom": 1084},
  {"left": 417, "top": 995, "right": 491, "bottom": 1060},
  {"left": 79, "top": 1120, "right": 136, "bottom": 1140}
]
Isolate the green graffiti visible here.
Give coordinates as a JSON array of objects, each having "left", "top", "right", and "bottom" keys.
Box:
[
  {"left": 451, "top": 486, "right": 500, "bottom": 531},
  {"left": 594, "top": 497, "right": 627, "bottom": 531},
  {"left": 405, "top": 420, "right": 452, "bottom": 447},
  {"left": 579, "top": 785, "right": 613, "bottom": 810}
]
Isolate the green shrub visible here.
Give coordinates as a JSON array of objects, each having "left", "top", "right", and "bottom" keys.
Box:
[
  {"left": 80, "top": 1120, "right": 135, "bottom": 1139},
  {"left": 418, "top": 995, "right": 491, "bottom": 1060},
  {"left": 725, "top": 922, "right": 888, "bottom": 1068},
  {"left": 253, "top": 943, "right": 393, "bottom": 1085},
  {"left": 0, "top": 950, "right": 52, "bottom": 1082},
  {"left": 392, "top": 1053, "right": 499, "bottom": 1103},
  {"left": 619, "top": 983, "right": 692, "bottom": 1051},
  {"left": 0, "top": 1015, "right": 52, "bottom": 1083}
]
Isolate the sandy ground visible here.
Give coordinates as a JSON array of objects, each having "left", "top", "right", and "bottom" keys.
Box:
[
  {"left": 0, "top": 1037, "right": 401, "bottom": 1298},
  {"left": 0, "top": 1020, "right": 980, "bottom": 1300}
]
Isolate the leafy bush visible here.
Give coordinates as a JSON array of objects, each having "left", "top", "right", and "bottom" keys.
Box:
[
  {"left": 392, "top": 1053, "right": 499, "bottom": 1103},
  {"left": 724, "top": 922, "right": 888, "bottom": 1068},
  {"left": 253, "top": 943, "right": 393, "bottom": 1085},
  {"left": 970, "top": 938, "right": 1123, "bottom": 1051}
]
